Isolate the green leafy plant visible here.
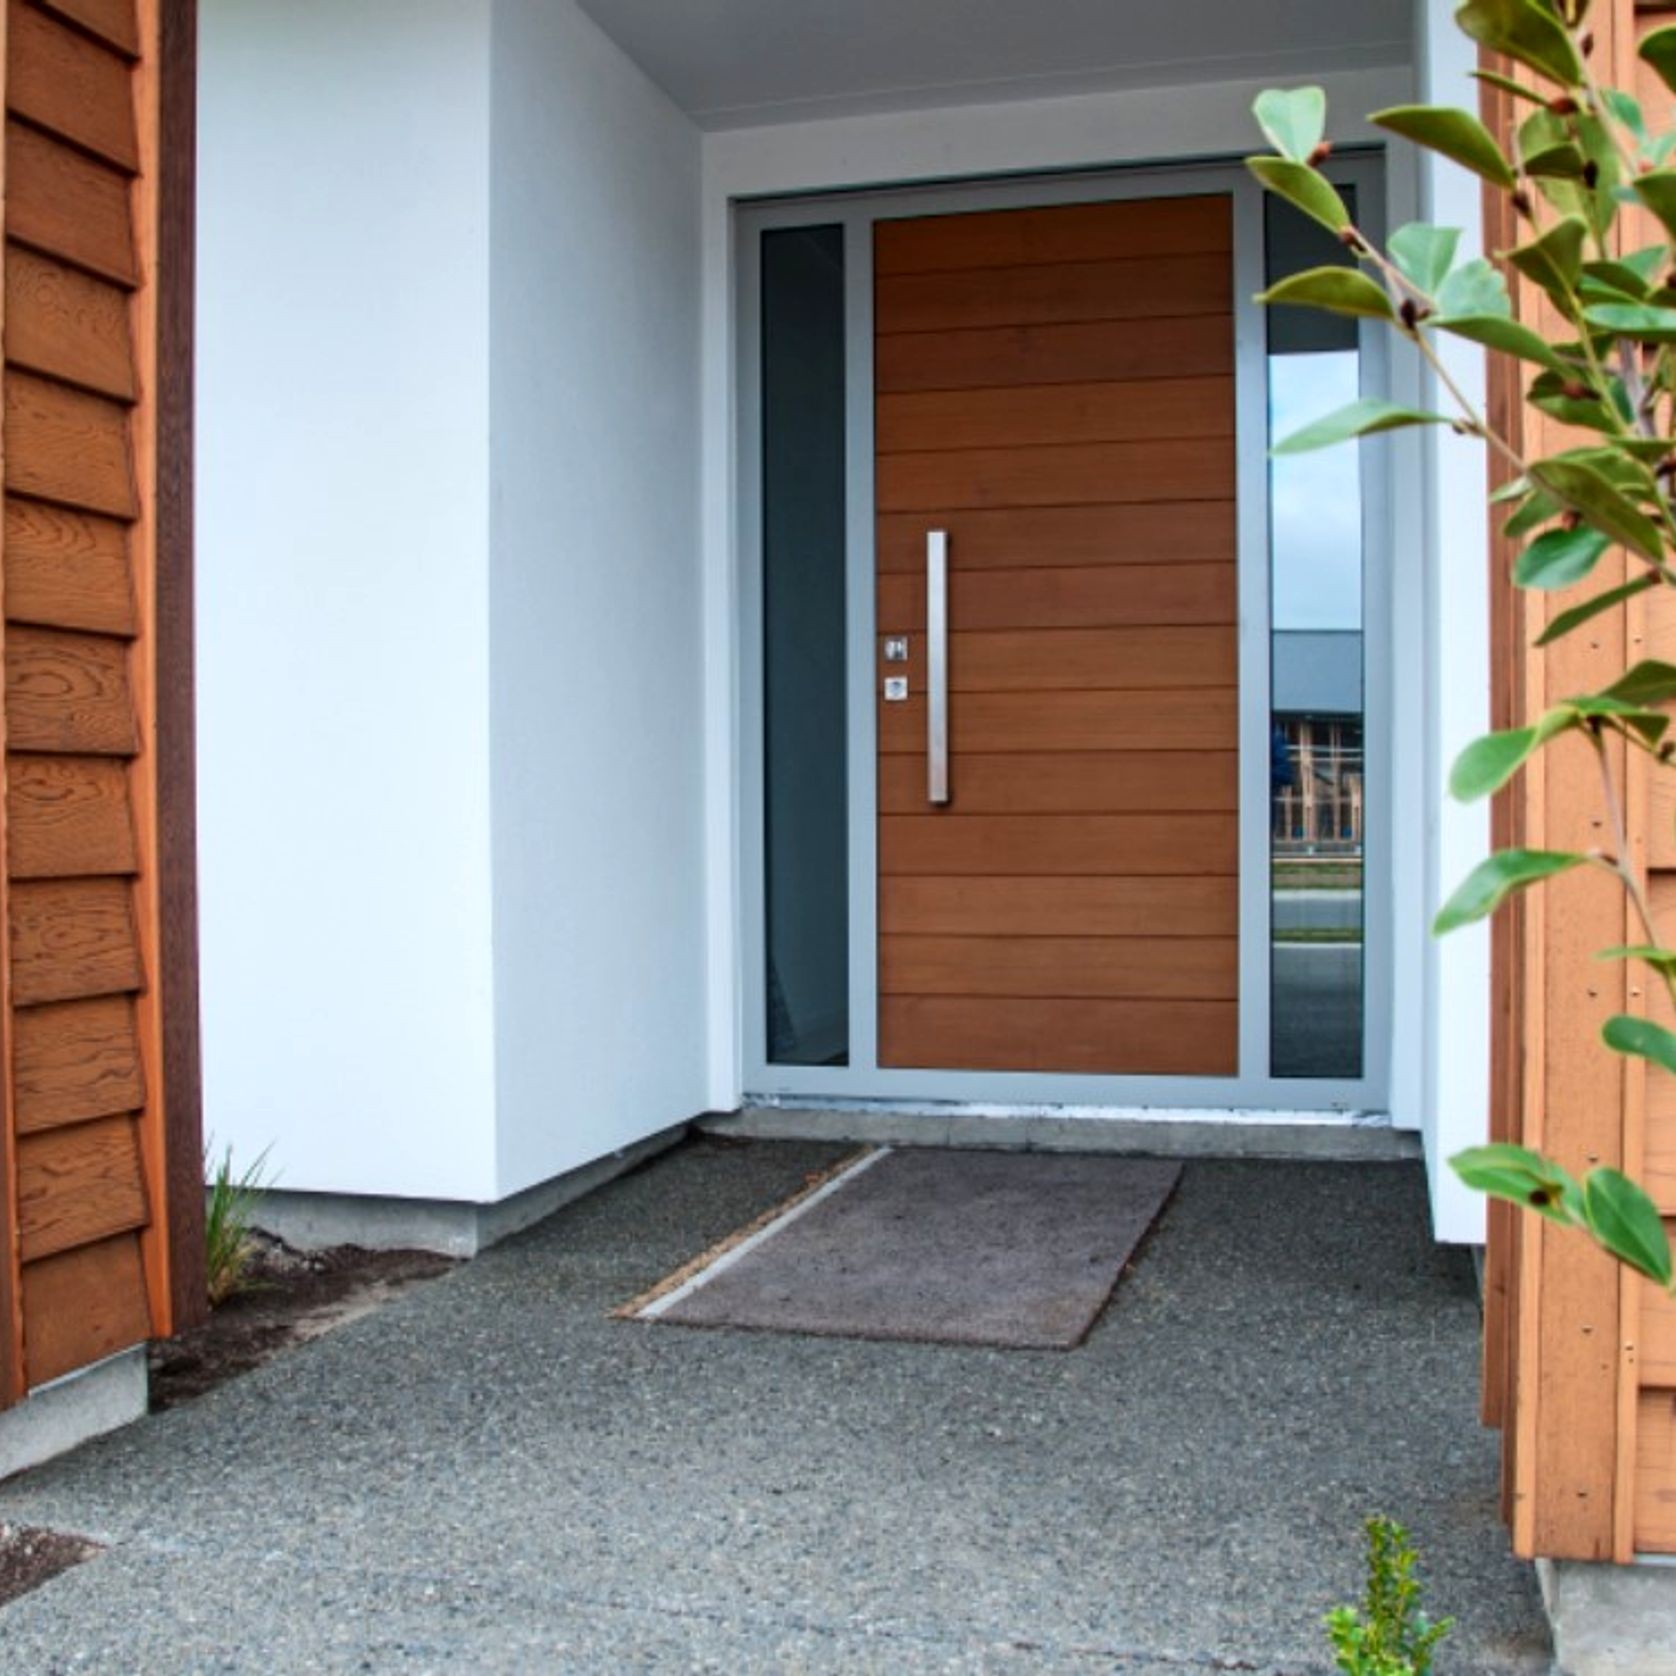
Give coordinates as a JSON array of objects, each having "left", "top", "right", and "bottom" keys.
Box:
[
  {"left": 1325, "top": 1517, "right": 1453, "bottom": 1676},
  {"left": 204, "top": 1141, "right": 273, "bottom": 1307},
  {"left": 1246, "top": 0, "right": 1676, "bottom": 1296}
]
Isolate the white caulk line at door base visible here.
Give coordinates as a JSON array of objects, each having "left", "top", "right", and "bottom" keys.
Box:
[{"left": 637, "top": 1146, "right": 891, "bottom": 1320}]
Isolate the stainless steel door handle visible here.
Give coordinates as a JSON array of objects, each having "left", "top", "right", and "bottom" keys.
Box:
[{"left": 927, "top": 529, "right": 949, "bottom": 805}]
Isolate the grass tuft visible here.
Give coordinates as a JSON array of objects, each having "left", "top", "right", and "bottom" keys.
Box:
[{"left": 205, "top": 1141, "right": 274, "bottom": 1307}]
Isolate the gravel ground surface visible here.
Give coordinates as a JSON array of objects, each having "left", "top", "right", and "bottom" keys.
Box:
[{"left": 0, "top": 1137, "right": 1549, "bottom": 1674}]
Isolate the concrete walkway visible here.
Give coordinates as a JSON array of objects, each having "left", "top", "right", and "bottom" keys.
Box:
[{"left": 0, "top": 1139, "right": 1549, "bottom": 1673}]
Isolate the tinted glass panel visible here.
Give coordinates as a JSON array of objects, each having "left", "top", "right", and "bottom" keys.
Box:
[
  {"left": 762, "top": 226, "right": 849, "bottom": 1065},
  {"left": 1265, "top": 192, "right": 1365, "bottom": 1079}
]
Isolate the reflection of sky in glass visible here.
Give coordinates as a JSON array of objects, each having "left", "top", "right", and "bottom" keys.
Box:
[{"left": 1269, "top": 351, "right": 1362, "bottom": 631}]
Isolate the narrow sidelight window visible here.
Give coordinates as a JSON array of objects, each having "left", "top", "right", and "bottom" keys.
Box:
[
  {"left": 1264, "top": 192, "right": 1367, "bottom": 1079},
  {"left": 761, "top": 225, "right": 850, "bottom": 1065}
]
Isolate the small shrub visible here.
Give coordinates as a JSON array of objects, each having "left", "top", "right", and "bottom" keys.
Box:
[
  {"left": 1325, "top": 1517, "right": 1452, "bottom": 1676},
  {"left": 204, "top": 1142, "right": 273, "bottom": 1307}
]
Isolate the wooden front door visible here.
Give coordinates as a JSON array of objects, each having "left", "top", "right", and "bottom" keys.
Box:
[{"left": 873, "top": 196, "right": 1239, "bottom": 1075}]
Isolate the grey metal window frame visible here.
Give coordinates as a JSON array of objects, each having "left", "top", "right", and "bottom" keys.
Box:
[{"left": 735, "top": 155, "right": 1392, "bottom": 1114}]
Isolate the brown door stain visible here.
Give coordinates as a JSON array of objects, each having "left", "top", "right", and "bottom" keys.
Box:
[{"left": 874, "top": 196, "right": 1239, "bottom": 1075}]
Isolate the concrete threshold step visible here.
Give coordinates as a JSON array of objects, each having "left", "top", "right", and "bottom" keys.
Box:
[{"left": 705, "top": 1105, "right": 1422, "bottom": 1163}]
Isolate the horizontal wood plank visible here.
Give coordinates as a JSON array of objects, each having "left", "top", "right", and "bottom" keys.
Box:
[
  {"left": 876, "top": 253, "right": 1230, "bottom": 334},
  {"left": 4, "top": 496, "right": 136, "bottom": 634},
  {"left": 877, "top": 315, "right": 1232, "bottom": 393},
  {"left": 880, "top": 994, "right": 1238, "bottom": 1074},
  {"left": 8, "top": 1, "right": 139, "bottom": 171},
  {"left": 876, "top": 502, "right": 1235, "bottom": 572},
  {"left": 882, "top": 934, "right": 1239, "bottom": 1000},
  {"left": 31, "top": 0, "right": 139, "bottom": 57},
  {"left": 878, "top": 749, "right": 1238, "bottom": 814},
  {"left": 17, "top": 1113, "right": 147, "bottom": 1262},
  {"left": 878, "top": 562, "right": 1235, "bottom": 631},
  {"left": 6, "top": 624, "right": 138, "bottom": 753},
  {"left": 5, "top": 244, "right": 135, "bottom": 399},
  {"left": 5, "top": 370, "right": 136, "bottom": 516},
  {"left": 1635, "top": 1388, "right": 1676, "bottom": 1553},
  {"left": 8, "top": 754, "right": 137, "bottom": 877},
  {"left": 10, "top": 875, "right": 143, "bottom": 1005},
  {"left": 13, "top": 994, "right": 145, "bottom": 1133},
  {"left": 7, "top": 119, "right": 136, "bottom": 285},
  {"left": 911, "top": 625, "right": 1237, "bottom": 692},
  {"left": 878, "top": 689, "right": 1238, "bottom": 755},
  {"left": 877, "top": 377, "right": 1234, "bottom": 454},
  {"left": 20, "top": 1229, "right": 149, "bottom": 1387},
  {"left": 878, "top": 438, "right": 1234, "bottom": 513},
  {"left": 879, "top": 812, "right": 1238, "bottom": 876},
  {"left": 874, "top": 196, "right": 1232, "bottom": 275},
  {"left": 879, "top": 874, "right": 1239, "bottom": 937}
]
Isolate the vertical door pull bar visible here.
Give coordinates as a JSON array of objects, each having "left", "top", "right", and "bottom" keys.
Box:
[{"left": 927, "top": 529, "right": 950, "bottom": 805}]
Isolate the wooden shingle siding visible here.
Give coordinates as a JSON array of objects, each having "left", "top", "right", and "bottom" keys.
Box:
[{"left": 0, "top": 0, "right": 191, "bottom": 1405}]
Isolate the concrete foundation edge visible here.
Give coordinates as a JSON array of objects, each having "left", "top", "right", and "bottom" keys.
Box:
[
  {"left": 248, "top": 1121, "right": 692, "bottom": 1257},
  {"left": 1539, "top": 1558, "right": 1676, "bottom": 1676},
  {"left": 705, "top": 1107, "right": 1424, "bottom": 1163},
  {"left": 0, "top": 1346, "right": 148, "bottom": 1482}
]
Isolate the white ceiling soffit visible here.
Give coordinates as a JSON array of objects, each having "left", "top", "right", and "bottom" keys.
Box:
[{"left": 574, "top": 0, "right": 1414, "bottom": 130}]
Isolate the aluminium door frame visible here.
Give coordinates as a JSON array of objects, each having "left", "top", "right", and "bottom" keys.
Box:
[{"left": 736, "top": 153, "right": 1391, "bottom": 1114}]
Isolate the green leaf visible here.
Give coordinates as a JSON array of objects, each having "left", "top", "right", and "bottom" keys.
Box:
[
  {"left": 1537, "top": 575, "right": 1660, "bottom": 645},
  {"left": 1449, "top": 726, "right": 1545, "bottom": 799},
  {"left": 1565, "top": 693, "right": 1670, "bottom": 747},
  {"left": 1504, "top": 489, "right": 1562, "bottom": 540},
  {"left": 1253, "top": 87, "right": 1327, "bottom": 163},
  {"left": 1598, "top": 945, "right": 1676, "bottom": 973},
  {"left": 1246, "top": 156, "right": 1352, "bottom": 234},
  {"left": 1515, "top": 525, "right": 1611, "bottom": 589},
  {"left": 1388, "top": 221, "right": 1461, "bottom": 294},
  {"left": 1433, "top": 848, "right": 1586, "bottom": 933},
  {"left": 1641, "top": 23, "right": 1676, "bottom": 98},
  {"left": 1632, "top": 172, "right": 1676, "bottom": 243},
  {"left": 1471, "top": 66, "right": 1548, "bottom": 106},
  {"left": 1456, "top": 0, "right": 1584, "bottom": 87},
  {"left": 1257, "top": 266, "right": 1395, "bottom": 320},
  {"left": 1528, "top": 457, "right": 1666, "bottom": 562},
  {"left": 1617, "top": 245, "right": 1671, "bottom": 289},
  {"left": 1507, "top": 215, "right": 1589, "bottom": 305},
  {"left": 1524, "top": 141, "right": 1588, "bottom": 179},
  {"left": 1449, "top": 1143, "right": 1585, "bottom": 1225},
  {"left": 1438, "top": 313, "right": 1568, "bottom": 373},
  {"left": 1583, "top": 1167, "right": 1674, "bottom": 1289},
  {"left": 1271, "top": 398, "right": 1449, "bottom": 455},
  {"left": 1371, "top": 104, "right": 1516, "bottom": 188},
  {"left": 1582, "top": 255, "right": 1658, "bottom": 300},
  {"left": 1437, "top": 257, "right": 1513, "bottom": 319},
  {"left": 1603, "top": 1013, "right": 1676, "bottom": 1075},
  {"left": 1583, "top": 300, "right": 1676, "bottom": 341},
  {"left": 1603, "top": 87, "right": 1647, "bottom": 142},
  {"left": 1606, "top": 659, "right": 1676, "bottom": 707}
]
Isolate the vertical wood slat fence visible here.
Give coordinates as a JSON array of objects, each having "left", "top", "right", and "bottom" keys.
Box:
[
  {"left": 0, "top": 0, "right": 199, "bottom": 1410},
  {"left": 1482, "top": 0, "right": 1676, "bottom": 1559}
]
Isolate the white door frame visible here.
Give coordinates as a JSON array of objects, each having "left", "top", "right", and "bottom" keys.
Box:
[{"left": 696, "top": 65, "right": 1442, "bottom": 1137}]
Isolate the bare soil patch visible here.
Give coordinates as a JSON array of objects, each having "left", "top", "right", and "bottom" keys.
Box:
[
  {"left": 0, "top": 1523, "right": 99, "bottom": 1607},
  {"left": 148, "top": 1236, "right": 457, "bottom": 1410}
]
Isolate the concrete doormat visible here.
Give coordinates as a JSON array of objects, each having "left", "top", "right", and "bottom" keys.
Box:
[{"left": 620, "top": 1147, "right": 1181, "bottom": 1349}]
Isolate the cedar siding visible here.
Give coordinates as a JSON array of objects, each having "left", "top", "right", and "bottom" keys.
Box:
[{"left": 0, "top": 0, "right": 199, "bottom": 1406}]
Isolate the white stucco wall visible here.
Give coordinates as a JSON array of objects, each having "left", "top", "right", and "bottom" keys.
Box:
[
  {"left": 486, "top": 0, "right": 706, "bottom": 1197},
  {"left": 1413, "top": 0, "right": 1492, "bottom": 1243},
  {"left": 197, "top": 0, "right": 498, "bottom": 1200},
  {"left": 199, "top": 0, "right": 707, "bottom": 1205}
]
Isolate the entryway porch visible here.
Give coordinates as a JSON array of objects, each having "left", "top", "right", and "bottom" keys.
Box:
[{"left": 0, "top": 1138, "right": 1546, "bottom": 1671}]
